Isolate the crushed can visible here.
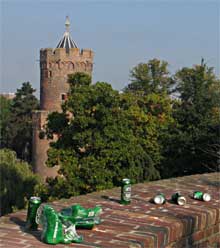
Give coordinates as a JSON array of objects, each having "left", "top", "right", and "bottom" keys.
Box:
[
  {"left": 39, "top": 205, "right": 83, "bottom": 244},
  {"left": 60, "top": 204, "right": 102, "bottom": 229}
]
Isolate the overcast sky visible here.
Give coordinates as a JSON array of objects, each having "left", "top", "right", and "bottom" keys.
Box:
[{"left": 1, "top": 0, "right": 219, "bottom": 97}]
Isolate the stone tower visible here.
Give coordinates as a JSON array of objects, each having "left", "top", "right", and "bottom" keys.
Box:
[{"left": 32, "top": 17, "right": 94, "bottom": 180}]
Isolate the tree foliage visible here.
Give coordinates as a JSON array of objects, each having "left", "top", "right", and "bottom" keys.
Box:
[
  {"left": 0, "top": 96, "right": 12, "bottom": 148},
  {"left": 125, "top": 58, "right": 174, "bottom": 95},
  {"left": 0, "top": 149, "right": 39, "bottom": 216},
  {"left": 43, "top": 73, "right": 174, "bottom": 198},
  {"left": 2, "top": 82, "right": 39, "bottom": 162},
  {"left": 161, "top": 60, "right": 220, "bottom": 177}
]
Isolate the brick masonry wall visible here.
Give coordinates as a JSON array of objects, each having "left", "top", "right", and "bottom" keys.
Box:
[
  {"left": 32, "top": 110, "right": 59, "bottom": 179},
  {"left": 0, "top": 172, "right": 219, "bottom": 248},
  {"left": 40, "top": 48, "right": 93, "bottom": 112}
]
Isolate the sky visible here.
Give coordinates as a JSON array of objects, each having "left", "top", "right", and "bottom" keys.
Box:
[{"left": 1, "top": 0, "right": 219, "bottom": 98}]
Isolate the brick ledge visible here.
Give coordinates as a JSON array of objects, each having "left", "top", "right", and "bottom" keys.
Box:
[{"left": 0, "top": 172, "right": 219, "bottom": 247}]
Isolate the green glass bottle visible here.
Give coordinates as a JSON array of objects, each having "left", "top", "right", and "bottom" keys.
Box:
[
  {"left": 25, "top": 196, "right": 41, "bottom": 230},
  {"left": 121, "top": 178, "right": 131, "bottom": 205}
]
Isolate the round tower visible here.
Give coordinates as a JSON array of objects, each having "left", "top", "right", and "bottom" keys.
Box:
[
  {"left": 32, "top": 17, "right": 94, "bottom": 180},
  {"left": 40, "top": 17, "right": 93, "bottom": 112}
]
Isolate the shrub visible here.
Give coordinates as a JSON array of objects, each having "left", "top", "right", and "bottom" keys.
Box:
[{"left": 0, "top": 149, "right": 39, "bottom": 216}]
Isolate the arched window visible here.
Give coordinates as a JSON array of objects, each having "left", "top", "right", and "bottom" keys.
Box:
[{"left": 68, "top": 62, "right": 74, "bottom": 70}]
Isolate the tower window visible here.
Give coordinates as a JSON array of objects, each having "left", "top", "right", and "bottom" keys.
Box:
[
  {"left": 61, "top": 93, "right": 67, "bottom": 102},
  {"left": 49, "top": 71, "right": 52, "bottom": 77}
]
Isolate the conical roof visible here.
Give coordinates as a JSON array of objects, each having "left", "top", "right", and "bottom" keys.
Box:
[{"left": 56, "top": 16, "right": 78, "bottom": 52}]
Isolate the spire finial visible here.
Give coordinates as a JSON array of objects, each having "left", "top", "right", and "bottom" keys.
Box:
[
  {"left": 56, "top": 16, "right": 78, "bottom": 50},
  {"left": 65, "top": 16, "right": 70, "bottom": 33}
]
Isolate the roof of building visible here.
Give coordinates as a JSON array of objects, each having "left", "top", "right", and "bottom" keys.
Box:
[
  {"left": 0, "top": 93, "right": 16, "bottom": 100},
  {"left": 56, "top": 16, "right": 78, "bottom": 52},
  {"left": 0, "top": 172, "right": 219, "bottom": 247}
]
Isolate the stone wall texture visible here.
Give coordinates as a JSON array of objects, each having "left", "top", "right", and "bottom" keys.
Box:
[
  {"left": 0, "top": 172, "right": 219, "bottom": 247},
  {"left": 40, "top": 48, "right": 93, "bottom": 112},
  {"left": 32, "top": 110, "right": 59, "bottom": 179}
]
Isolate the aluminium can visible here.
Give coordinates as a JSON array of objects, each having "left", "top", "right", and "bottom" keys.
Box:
[
  {"left": 121, "top": 178, "right": 131, "bottom": 205},
  {"left": 25, "top": 196, "right": 41, "bottom": 230},
  {"left": 171, "top": 192, "right": 186, "bottom": 206},
  {"left": 193, "top": 191, "right": 211, "bottom": 202},
  {"left": 153, "top": 193, "right": 166, "bottom": 205}
]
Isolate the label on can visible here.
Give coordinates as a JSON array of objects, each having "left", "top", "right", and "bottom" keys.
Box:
[
  {"left": 171, "top": 192, "right": 180, "bottom": 201},
  {"left": 26, "top": 196, "right": 41, "bottom": 230},
  {"left": 123, "top": 185, "right": 131, "bottom": 201},
  {"left": 171, "top": 193, "right": 186, "bottom": 205},
  {"left": 121, "top": 179, "right": 131, "bottom": 204},
  {"left": 193, "top": 191, "right": 203, "bottom": 200}
]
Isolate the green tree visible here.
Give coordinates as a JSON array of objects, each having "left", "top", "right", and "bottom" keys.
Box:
[
  {"left": 0, "top": 149, "right": 39, "bottom": 216},
  {"left": 44, "top": 73, "right": 165, "bottom": 199},
  {"left": 0, "top": 96, "right": 12, "bottom": 148},
  {"left": 161, "top": 60, "right": 220, "bottom": 177},
  {"left": 124, "top": 58, "right": 176, "bottom": 179},
  {"left": 125, "top": 58, "right": 174, "bottom": 95},
  {"left": 6, "top": 82, "right": 39, "bottom": 162}
]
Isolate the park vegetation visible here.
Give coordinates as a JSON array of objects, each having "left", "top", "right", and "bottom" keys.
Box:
[
  {"left": 0, "top": 59, "right": 219, "bottom": 214},
  {"left": 0, "top": 149, "right": 39, "bottom": 215},
  {"left": 0, "top": 82, "right": 39, "bottom": 163},
  {"left": 42, "top": 59, "right": 220, "bottom": 199}
]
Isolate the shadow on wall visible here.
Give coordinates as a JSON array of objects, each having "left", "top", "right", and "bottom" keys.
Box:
[
  {"left": 200, "top": 176, "right": 220, "bottom": 188},
  {"left": 10, "top": 216, "right": 42, "bottom": 242}
]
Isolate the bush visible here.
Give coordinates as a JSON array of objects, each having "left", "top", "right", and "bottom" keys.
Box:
[{"left": 0, "top": 149, "right": 39, "bottom": 216}]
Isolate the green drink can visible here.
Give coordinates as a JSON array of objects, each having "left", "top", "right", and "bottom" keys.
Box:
[
  {"left": 193, "top": 191, "right": 211, "bottom": 202},
  {"left": 121, "top": 178, "right": 131, "bottom": 205},
  {"left": 26, "top": 196, "right": 41, "bottom": 230},
  {"left": 171, "top": 192, "right": 186, "bottom": 206},
  {"left": 153, "top": 193, "right": 166, "bottom": 205}
]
